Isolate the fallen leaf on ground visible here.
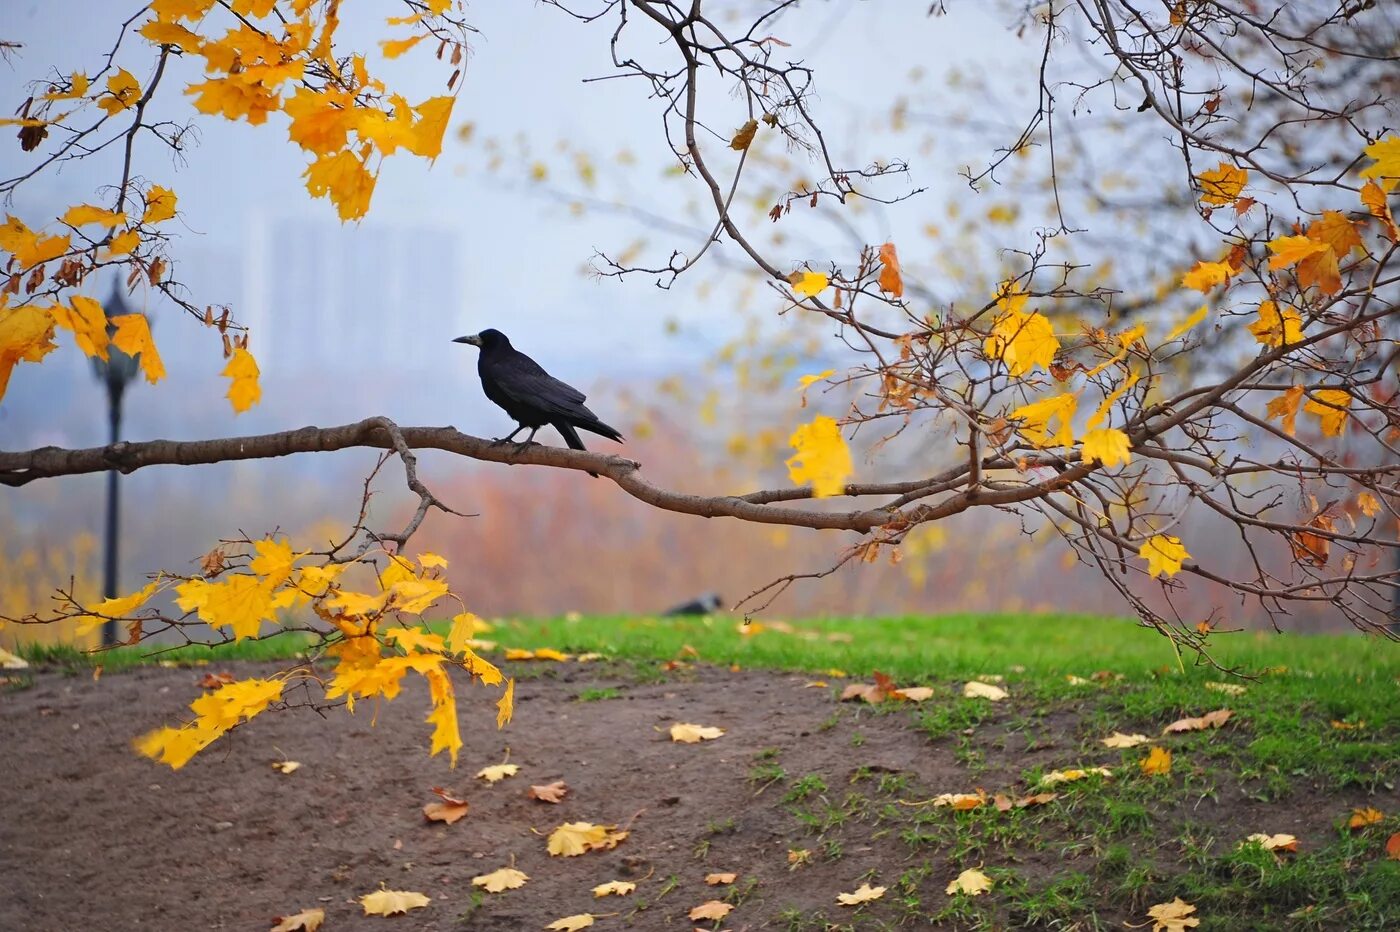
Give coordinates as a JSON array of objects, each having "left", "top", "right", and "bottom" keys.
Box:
[
  {"left": 1243, "top": 833, "right": 1299, "bottom": 853},
  {"left": 1162, "top": 709, "right": 1232, "bottom": 734},
  {"left": 270, "top": 907, "right": 324, "bottom": 931},
  {"left": 1066, "top": 675, "right": 1092, "bottom": 686},
  {"left": 932, "top": 791, "right": 987, "bottom": 810},
  {"left": 1205, "top": 681, "right": 1246, "bottom": 696},
  {"left": 271, "top": 759, "right": 301, "bottom": 774},
  {"left": 688, "top": 900, "right": 733, "bottom": 921},
  {"left": 1011, "top": 792, "right": 1058, "bottom": 808},
  {"left": 803, "top": 680, "right": 828, "bottom": 688},
  {"left": 477, "top": 763, "right": 520, "bottom": 783},
  {"left": 1330, "top": 720, "right": 1365, "bottom": 731},
  {"left": 1039, "top": 767, "right": 1113, "bottom": 787},
  {"left": 546, "top": 914, "right": 595, "bottom": 931},
  {"left": 1140, "top": 747, "right": 1172, "bottom": 776},
  {"left": 528, "top": 781, "right": 569, "bottom": 803},
  {"left": 548, "top": 821, "right": 626, "bottom": 856},
  {"left": 670, "top": 722, "right": 725, "bottom": 743},
  {"left": 1145, "top": 897, "right": 1200, "bottom": 931},
  {"left": 840, "top": 682, "right": 885, "bottom": 703},
  {"left": 533, "top": 648, "right": 571, "bottom": 662},
  {"left": 788, "top": 848, "right": 811, "bottom": 868},
  {"left": 705, "top": 872, "right": 737, "bottom": 885},
  {"left": 1349, "top": 807, "right": 1384, "bottom": 830},
  {"left": 1101, "top": 732, "right": 1150, "bottom": 748},
  {"left": 836, "top": 882, "right": 886, "bottom": 905},
  {"left": 946, "top": 868, "right": 992, "bottom": 896},
  {"left": 471, "top": 867, "right": 529, "bottom": 893},
  {"left": 1386, "top": 832, "right": 1400, "bottom": 860},
  {"left": 359, "top": 889, "right": 430, "bottom": 916},
  {"left": 963, "top": 681, "right": 1008, "bottom": 701},
  {"left": 592, "top": 880, "right": 636, "bottom": 897},
  {"left": 199, "top": 671, "right": 235, "bottom": 688},
  {"left": 0, "top": 648, "right": 29, "bottom": 670},
  {"left": 892, "top": 686, "right": 935, "bottom": 701},
  {"left": 423, "top": 787, "right": 469, "bottom": 824}
]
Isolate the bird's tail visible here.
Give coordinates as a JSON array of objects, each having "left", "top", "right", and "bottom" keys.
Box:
[{"left": 575, "top": 417, "right": 624, "bottom": 444}]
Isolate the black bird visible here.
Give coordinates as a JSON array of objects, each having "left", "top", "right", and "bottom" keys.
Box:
[
  {"left": 662, "top": 592, "right": 724, "bottom": 617},
  {"left": 453, "top": 329, "right": 624, "bottom": 454}
]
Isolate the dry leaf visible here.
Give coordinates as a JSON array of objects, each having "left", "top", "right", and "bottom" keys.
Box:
[
  {"left": 1101, "top": 732, "right": 1150, "bottom": 748},
  {"left": 592, "top": 880, "right": 636, "bottom": 897},
  {"left": 270, "top": 907, "right": 324, "bottom": 932},
  {"left": 945, "top": 868, "right": 992, "bottom": 896},
  {"left": 1349, "top": 807, "right": 1384, "bottom": 830},
  {"left": 423, "top": 786, "right": 469, "bottom": 824},
  {"left": 1140, "top": 747, "right": 1173, "bottom": 776},
  {"left": 705, "top": 872, "right": 737, "bottom": 885},
  {"left": 1243, "top": 833, "right": 1299, "bottom": 853},
  {"left": 688, "top": 900, "right": 733, "bottom": 921},
  {"left": 271, "top": 759, "right": 301, "bottom": 774},
  {"left": 1014, "top": 792, "right": 1058, "bottom": 808},
  {"left": 546, "top": 914, "right": 595, "bottom": 931},
  {"left": 548, "top": 821, "right": 626, "bottom": 856},
  {"left": 729, "top": 119, "right": 758, "bottom": 151},
  {"left": 892, "top": 686, "right": 935, "bottom": 702},
  {"left": 932, "top": 791, "right": 987, "bottom": 811},
  {"left": 670, "top": 722, "right": 725, "bottom": 743},
  {"left": 359, "top": 889, "right": 430, "bottom": 916},
  {"left": 836, "top": 882, "right": 886, "bottom": 906},
  {"left": 200, "top": 671, "right": 235, "bottom": 689},
  {"left": 1039, "top": 767, "right": 1113, "bottom": 787},
  {"left": 1385, "top": 832, "right": 1400, "bottom": 860},
  {"left": 962, "top": 681, "right": 1008, "bottom": 701},
  {"left": 528, "top": 781, "right": 569, "bottom": 803},
  {"left": 1144, "top": 897, "right": 1200, "bottom": 931},
  {"left": 471, "top": 867, "right": 529, "bottom": 893},
  {"left": 1162, "top": 709, "right": 1233, "bottom": 734},
  {"left": 476, "top": 763, "right": 520, "bottom": 783},
  {"left": 787, "top": 848, "right": 812, "bottom": 868}
]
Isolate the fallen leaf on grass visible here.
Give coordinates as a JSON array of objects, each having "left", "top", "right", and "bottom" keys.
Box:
[
  {"left": 1242, "top": 833, "right": 1299, "bottom": 853},
  {"left": 788, "top": 848, "right": 812, "bottom": 868},
  {"left": 270, "top": 907, "right": 324, "bottom": 931},
  {"left": 932, "top": 791, "right": 987, "bottom": 810},
  {"left": 1330, "top": 720, "right": 1365, "bottom": 731},
  {"left": 533, "top": 648, "right": 572, "bottom": 662},
  {"left": 1144, "top": 897, "right": 1200, "bottom": 931},
  {"left": 593, "top": 880, "right": 635, "bottom": 897},
  {"left": 946, "top": 868, "right": 992, "bottom": 896},
  {"left": 1066, "top": 675, "right": 1092, "bottom": 686},
  {"left": 1386, "top": 832, "right": 1400, "bottom": 860},
  {"left": 1140, "top": 747, "right": 1172, "bottom": 776},
  {"left": 688, "top": 900, "right": 733, "bottom": 921},
  {"left": 1101, "top": 732, "right": 1150, "bottom": 748},
  {"left": 529, "top": 781, "right": 569, "bottom": 803},
  {"left": 1039, "top": 767, "right": 1113, "bottom": 787},
  {"left": 670, "top": 722, "right": 725, "bottom": 743},
  {"left": 1349, "top": 807, "right": 1384, "bottom": 830},
  {"left": 271, "top": 759, "right": 301, "bottom": 774},
  {"left": 837, "top": 882, "right": 886, "bottom": 905},
  {"left": 477, "top": 763, "right": 520, "bottom": 783},
  {"left": 359, "top": 889, "right": 430, "bottom": 916},
  {"left": 962, "top": 681, "right": 1008, "bottom": 701},
  {"left": 576, "top": 652, "right": 605, "bottom": 662},
  {"left": 993, "top": 791, "right": 1058, "bottom": 811},
  {"left": 705, "top": 872, "right": 737, "bottom": 885},
  {"left": 471, "top": 867, "right": 529, "bottom": 893},
  {"left": 548, "top": 821, "right": 627, "bottom": 856},
  {"left": 1162, "top": 709, "right": 1232, "bottom": 734},
  {"left": 893, "top": 686, "right": 935, "bottom": 701},
  {"left": 1205, "top": 681, "right": 1246, "bottom": 696},
  {"left": 974, "top": 674, "right": 1005, "bottom": 683},
  {"left": 546, "top": 914, "right": 595, "bottom": 931},
  {"left": 423, "top": 787, "right": 469, "bottom": 824}
]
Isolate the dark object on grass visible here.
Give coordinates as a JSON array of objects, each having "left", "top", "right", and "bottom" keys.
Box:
[
  {"left": 454, "top": 328, "right": 624, "bottom": 459},
  {"left": 663, "top": 592, "right": 724, "bottom": 616}
]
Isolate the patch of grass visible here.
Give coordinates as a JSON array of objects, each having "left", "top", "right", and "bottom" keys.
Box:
[
  {"left": 783, "top": 773, "right": 828, "bottom": 804},
  {"left": 575, "top": 686, "right": 620, "bottom": 702}
]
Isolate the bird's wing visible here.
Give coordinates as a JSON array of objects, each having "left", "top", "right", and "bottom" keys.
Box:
[{"left": 485, "top": 356, "right": 593, "bottom": 419}]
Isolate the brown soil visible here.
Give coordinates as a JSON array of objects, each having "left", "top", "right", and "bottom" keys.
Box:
[{"left": 0, "top": 661, "right": 1383, "bottom": 931}]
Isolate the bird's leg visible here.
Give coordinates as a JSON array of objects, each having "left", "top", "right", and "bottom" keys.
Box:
[
  {"left": 519, "top": 426, "right": 540, "bottom": 447},
  {"left": 495, "top": 424, "right": 526, "bottom": 444}
]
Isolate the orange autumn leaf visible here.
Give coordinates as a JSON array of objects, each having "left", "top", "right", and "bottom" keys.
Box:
[
  {"left": 1348, "top": 806, "right": 1383, "bottom": 830},
  {"left": 877, "top": 242, "right": 903, "bottom": 296},
  {"left": 528, "top": 780, "right": 569, "bottom": 803},
  {"left": 1140, "top": 746, "right": 1172, "bottom": 775},
  {"left": 110, "top": 313, "right": 166, "bottom": 384},
  {"left": 1162, "top": 708, "right": 1233, "bottom": 734}
]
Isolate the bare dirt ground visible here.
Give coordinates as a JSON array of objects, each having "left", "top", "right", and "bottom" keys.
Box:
[{"left": 1, "top": 660, "right": 1389, "bottom": 931}]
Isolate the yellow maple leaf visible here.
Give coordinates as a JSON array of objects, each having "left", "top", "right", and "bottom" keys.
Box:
[
  {"left": 945, "top": 869, "right": 992, "bottom": 896},
  {"left": 150, "top": 0, "right": 217, "bottom": 21},
  {"left": 1303, "top": 389, "right": 1350, "bottom": 437},
  {"left": 109, "top": 313, "right": 166, "bottom": 383},
  {"left": 76, "top": 577, "right": 162, "bottom": 635},
  {"left": 1265, "top": 385, "right": 1304, "bottom": 436},
  {"left": 1357, "top": 491, "right": 1381, "bottom": 518},
  {"left": 785, "top": 415, "right": 854, "bottom": 498},
  {"left": 1165, "top": 305, "right": 1209, "bottom": 342},
  {"left": 248, "top": 537, "right": 300, "bottom": 586},
  {"left": 0, "top": 215, "right": 71, "bottom": 268},
  {"left": 984, "top": 308, "right": 1059, "bottom": 376},
  {"left": 1266, "top": 234, "right": 1329, "bottom": 270},
  {"left": 1181, "top": 260, "right": 1232, "bottom": 292},
  {"left": 406, "top": 95, "right": 454, "bottom": 160},
  {"left": 190, "top": 677, "right": 284, "bottom": 731},
  {"left": 592, "top": 881, "right": 635, "bottom": 897},
  {"left": 1348, "top": 806, "right": 1384, "bottom": 830},
  {"left": 133, "top": 723, "right": 219, "bottom": 769},
  {"left": 63, "top": 204, "right": 127, "bottom": 228},
  {"left": 1242, "top": 833, "right": 1299, "bottom": 853},
  {"left": 42, "top": 72, "right": 90, "bottom": 101},
  {"left": 139, "top": 20, "right": 204, "bottom": 50},
  {"left": 546, "top": 915, "right": 595, "bottom": 932},
  {"left": 384, "top": 625, "right": 446, "bottom": 654},
  {"left": 1360, "top": 180, "right": 1397, "bottom": 240},
  {"left": 186, "top": 75, "right": 282, "bottom": 126},
  {"left": 497, "top": 677, "right": 515, "bottom": 728},
  {"left": 417, "top": 551, "right": 449, "bottom": 570},
  {"left": 471, "top": 867, "right": 529, "bottom": 893},
  {"left": 1359, "top": 134, "right": 1400, "bottom": 192},
  {"left": 423, "top": 667, "right": 461, "bottom": 766},
  {"left": 689, "top": 900, "right": 734, "bottom": 921},
  {"left": 359, "top": 889, "right": 430, "bottom": 916},
  {"left": 1039, "top": 767, "right": 1113, "bottom": 786},
  {"left": 837, "top": 882, "right": 886, "bottom": 905},
  {"left": 1081, "top": 428, "right": 1132, "bottom": 468},
  {"left": 387, "top": 577, "right": 449, "bottom": 614},
  {"left": 380, "top": 34, "right": 426, "bottom": 58},
  {"left": 285, "top": 87, "right": 356, "bottom": 156},
  {"left": 1140, "top": 746, "right": 1172, "bottom": 775},
  {"left": 1011, "top": 392, "right": 1077, "bottom": 448},
  {"left": 548, "top": 821, "right": 612, "bottom": 857},
  {"left": 269, "top": 907, "right": 324, "bottom": 932},
  {"left": 97, "top": 69, "right": 142, "bottom": 116},
  {"left": 1196, "top": 161, "right": 1248, "bottom": 206},
  {"left": 1145, "top": 897, "right": 1200, "bottom": 932},
  {"left": 476, "top": 762, "right": 520, "bottom": 783},
  {"left": 789, "top": 270, "right": 829, "bottom": 298},
  {"left": 0, "top": 303, "right": 58, "bottom": 403},
  {"left": 52, "top": 295, "right": 110, "bottom": 360},
  {"left": 1101, "top": 732, "right": 1150, "bottom": 748},
  {"left": 142, "top": 185, "right": 178, "bottom": 224},
  {"left": 1139, "top": 534, "right": 1189, "bottom": 578},
  {"left": 1247, "top": 300, "right": 1303, "bottom": 348},
  {"left": 104, "top": 228, "right": 140, "bottom": 257},
  {"left": 188, "top": 573, "right": 279, "bottom": 640},
  {"left": 222, "top": 346, "right": 261, "bottom": 413},
  {"left": 670, "top": 722, "right": 725, "bottom": 743},
  {"left": 303, "top": 149, "right": 377, "bottom": 221},
  {"left": 447, "top": 611, "right": 492, "bottom": 652}
]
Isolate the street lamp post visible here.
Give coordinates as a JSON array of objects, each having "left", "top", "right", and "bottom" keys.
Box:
[{"left": 89, "top": 285, "right": 143, "bottom": 647}]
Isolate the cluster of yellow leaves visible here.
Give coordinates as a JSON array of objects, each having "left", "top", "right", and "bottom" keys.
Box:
[
  {"left": 786, "top": 414, "right": 854, "bottom": 497},
  {"left": 984, "top": 280, "right": 1059, "bottom": 376},
  {"left": 135, "top": 677, "right": 284, "bottom": 769},
  {"left": 1265, "top": 210, "right": 1364, "bottom": 296}
]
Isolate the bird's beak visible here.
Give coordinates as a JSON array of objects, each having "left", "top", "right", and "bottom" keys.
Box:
[{"left": 453, "top": 334, "right": 482, "bottom": 346}]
